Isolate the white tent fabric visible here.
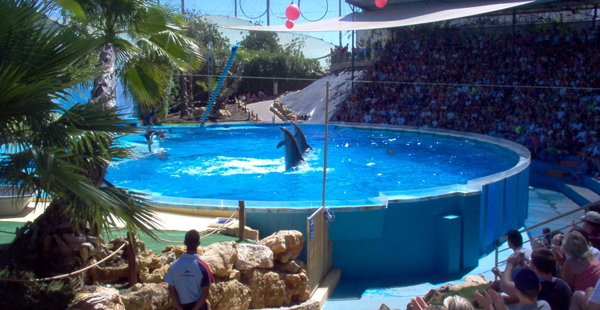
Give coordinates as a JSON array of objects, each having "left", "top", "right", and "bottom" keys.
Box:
[{"left": 224, "top": 0, "right": 534, "bottom": 32}]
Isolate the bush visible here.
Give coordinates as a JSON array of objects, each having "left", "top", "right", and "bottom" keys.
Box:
[{"left": 0, "top": 268, "right": 74, "bottom": 310}]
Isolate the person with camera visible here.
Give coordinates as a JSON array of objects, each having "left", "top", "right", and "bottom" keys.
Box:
[{"left": 499, "top": 248, "right": 571, "bottom": 310}]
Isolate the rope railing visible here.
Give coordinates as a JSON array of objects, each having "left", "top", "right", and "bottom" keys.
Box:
[
  {"left": 154, "top": 207, "right": 239, "bottom": 244},
  {"left": 0, "top": 203, "right": 243, "bottom": 283},
  {"left": 0, "top": 229, "right": 16, "bottom": 234},
  {"left": 496, "top": 221, "right": 584, "bottom": 266},
  {"left": 0, "top": 242, "right": 128, "bottom": 283}
]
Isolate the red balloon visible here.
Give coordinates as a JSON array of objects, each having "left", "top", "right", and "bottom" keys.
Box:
[
  {"left": 285, "top": 20, "right": 294, "bottom": 29},
  {"left": 285, "top": 3, "right": 300, "bottom": 21},
  {"left": 375, "top": 0, "right": 386, "bottom": 8}
]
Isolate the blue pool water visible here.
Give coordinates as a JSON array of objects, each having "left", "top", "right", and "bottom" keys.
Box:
[{"left": 107, "top": 124, "right": 519, "bottom": 202}]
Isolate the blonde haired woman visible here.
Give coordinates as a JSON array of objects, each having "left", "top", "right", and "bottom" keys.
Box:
[
  {"left": 558, "top": 231, "right": 600, "bottom": 291},
  {"left": 444, "top": 296, "right": 474, "bottom": 310},
  {"left": 410, "top": 295, "right": 474, "bottom": 310}
]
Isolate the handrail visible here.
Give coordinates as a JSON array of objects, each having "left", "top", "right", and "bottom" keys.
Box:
[{"left": 494, "top": 199, "right": 600, "bottom": 272}]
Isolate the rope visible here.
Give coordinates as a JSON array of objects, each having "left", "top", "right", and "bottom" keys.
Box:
[
  {"left": 299, "top": 0, "right": 329, "bottom": 22},
  {"left": 239, "top": 0, "right": 268, "bottom": 19},
  {"left": 0, "top": 229, "right": 16, "bottom": 234},
  {"left": 0, "top": 242, "right": 128, "bottom": 283},
  {"left": 155, "top": 208, "right": 240, "bottom": 244}
]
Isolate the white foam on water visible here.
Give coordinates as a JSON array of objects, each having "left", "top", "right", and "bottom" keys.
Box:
[{"left": 177, "top": 156, "right": 284, "bottom": 176}]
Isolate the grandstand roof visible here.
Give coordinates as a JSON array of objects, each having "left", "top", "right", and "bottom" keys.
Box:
[
  {"left": 349, "top": 0, "right": 600, "bottom": 13},
  {"left": 225, "top": 0, "right": 600, "bottom": 32},
  {"left": 201, "top": 15, "right": 334, "bottom": 67}
]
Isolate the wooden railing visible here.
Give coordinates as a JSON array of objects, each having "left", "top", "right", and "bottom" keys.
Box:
[{"left": 307, "top": 206, "right": 332, "bottom": 296}]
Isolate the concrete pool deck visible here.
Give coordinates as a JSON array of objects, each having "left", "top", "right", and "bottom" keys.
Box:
[{"left": 0, "top": 201, "right": 221, "bottom": 233}]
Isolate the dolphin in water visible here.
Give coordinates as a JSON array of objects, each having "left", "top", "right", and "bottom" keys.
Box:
[
  {"left": 291, "top": 122, "right": 312, "bottom": 155},
  {"left": 277, "top": 127, "right": 305, "bottom": 171}
]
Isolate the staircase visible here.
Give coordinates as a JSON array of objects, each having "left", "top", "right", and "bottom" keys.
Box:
[{"left": 531, "top": 154, "right": 600, "bottom": 208}]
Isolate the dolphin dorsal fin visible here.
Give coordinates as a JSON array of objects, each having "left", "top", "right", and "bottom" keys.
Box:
[{"left": 277, "top": 141, "right": 284, "bottom": 148}]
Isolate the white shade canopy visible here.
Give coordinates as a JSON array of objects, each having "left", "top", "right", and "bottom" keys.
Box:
[{"left": 224, "top": 0, "right": 534, "bottom": 32}]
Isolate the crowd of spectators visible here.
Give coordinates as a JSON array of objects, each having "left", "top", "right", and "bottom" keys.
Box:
[{"left": 333, "top": 24, "right": 600, "bottom": 177}]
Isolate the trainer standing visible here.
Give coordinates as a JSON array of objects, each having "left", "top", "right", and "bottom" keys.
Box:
[{"left": 164, "top": 230, "right": 214, "bottom": 310}]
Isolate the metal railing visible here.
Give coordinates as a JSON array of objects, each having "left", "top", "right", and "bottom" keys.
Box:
[{"left": 494, "top": 200, "right": 600, "bottom": 270}]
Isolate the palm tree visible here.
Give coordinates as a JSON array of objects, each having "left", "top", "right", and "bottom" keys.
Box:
[
  {"left": 0, "top": 0, "right": 165, "bottom": 279},
  {"left": 72, "top": 0, "right": 202, "bottom": 114}
]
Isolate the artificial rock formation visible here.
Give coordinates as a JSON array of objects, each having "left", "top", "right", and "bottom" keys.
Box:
[
  {"left": 78, "top": 230, "right": 310, "bottom": 310},
  {"left": 262, "top": 230, "right": 305, "bottom": 263}
]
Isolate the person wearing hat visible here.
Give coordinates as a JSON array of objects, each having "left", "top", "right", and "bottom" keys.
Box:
[
  {"left": 475, "top": 269, "right": 550, "bottom": 310},
  {"left": 164, "top": 230, "right": 214, "bottom": 310},
  {"left": 500, "top": 248, "right": 571, "bottom": 310},
  {"left": 582, "top": 211, "right": 600, "bottom": 251}
]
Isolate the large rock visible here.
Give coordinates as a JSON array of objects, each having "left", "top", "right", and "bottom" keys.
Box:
[
  {"left": 162, "top": 245, "right": 187, "bottom": 259},
  {"left": 118, "top": 283, "right": 171, "bottom": 310},
  {"left": 243, "top": 269, "right": 286, "bottom": 309},
  {"left": 120, "top": 285, "right": 153, "bottom": 310},
  {"left": 139, "top": 264, "right": 169, "bottom": 283},
  {"left": 69, "top": 287, "right": 125, "bottom": 310},
  {"left": 216, "top": 109, "right": 232, "bottom": 118},
  {"left": 261, "top": 231, "right": 304, "bottom": 263},
  {"left": 138, "top": 250, "right": 161, "bottom": 270},
  {"left": 202, "top": 241, "right": 238, "bottom": 277},
  {"left": 222, "top": 225, "right": 260, "bottom": 241},
  {"left": 235, "top": 244, "right": 274, "bottom": 271},
  {"left": 208, "top": 280, "right": 251, "bottom": 310},
  {"left": 281, "top": 259, "right": 302, "bottom": 274},
  {"left": 449, "top": 274, "right": 487, "bottom": 291},
  {"left": 146, "top": 282, "right": 172, "bottom": 310},
  {"left": 284, "top": 273, "right": 310, "bottom": 304},
  {"left": 88, "top": 263, "right": 129, "bottom": 284}
]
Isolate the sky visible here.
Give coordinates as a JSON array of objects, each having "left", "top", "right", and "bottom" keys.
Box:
[{"left": 163, "top": 0, "right": 360, "bottom": 47}]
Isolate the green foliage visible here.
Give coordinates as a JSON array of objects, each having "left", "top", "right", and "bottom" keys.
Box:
[
  {"left": 238, "top": 52, "right": 321, "bottom": 97},
  {"left": 0, "top": 0, "right": 161, "bottom": 240},
  {"left": 185, "top": 13, "right": 230, "bottom": 51},
  {"left": 0, "top": 268, "right": 74, "bottom": 310},
  {"left": 67, "top": 0, "right": 201, "bottom": 110},
  {"left": 240, "top": 31, "right": 281, "bottom": 53}
]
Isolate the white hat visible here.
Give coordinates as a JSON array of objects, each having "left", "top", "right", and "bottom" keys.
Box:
[{"left": 582, "top": 211, "right": 600, "bottom": 224}]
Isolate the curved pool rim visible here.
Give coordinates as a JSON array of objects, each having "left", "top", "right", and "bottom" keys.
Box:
[{"left": 146, "top": 122, "right": 531, "bottom": 214}]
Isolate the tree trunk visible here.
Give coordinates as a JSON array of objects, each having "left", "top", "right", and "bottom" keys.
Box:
[
  {"left": 187, "top": 72, "right": 193, "bottom": 108},
  {"left": 89, "top": 44, "right": 117, "bottom": 110},
  {"left": 214, "top": 63, "right": 244, "bottom": 111}
]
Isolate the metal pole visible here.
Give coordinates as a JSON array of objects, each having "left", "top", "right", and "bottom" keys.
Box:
[
  {"left": 238, "top": 200, "right": 246, "bottom": 241},
  {"left": 235, "top": 0, "right": 237, "bottom": 17},
  {"left": 267, "top": 0, "right": 270, "bottom": 26},
  {"left": 322, "top": 82, "right": 330, "bottom": 206},
  {"left": 351, "top": 6, "right": 355, "bottom": 93},
  {"left": 339, "top": 0, "right": 342, "bottom": 47},
  {"left": 594, "top": 4, "right": 598, "bottom": 28},
  {"left": 511, "top": 9, "right": 515, "bottom": 85},
  {"left": 181, "top": 0, "right": 184, "bottom": 14},
  {"left": 494, "top": 239, "right": 499, "bottom": 280}
]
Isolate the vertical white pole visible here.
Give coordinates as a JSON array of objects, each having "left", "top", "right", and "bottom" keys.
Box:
[{"left": 322, "top": 82, "right": 330, "bottom": 207}]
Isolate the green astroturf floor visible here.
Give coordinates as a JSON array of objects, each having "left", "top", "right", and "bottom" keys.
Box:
[{"left": 0, "top": 221, "right": 253, "bottom": 253}]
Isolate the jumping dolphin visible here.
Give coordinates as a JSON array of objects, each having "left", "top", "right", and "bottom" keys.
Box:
[
  {"left": 291, "top": 122, "right": 312, "bottom": 155},
  {"left": 277, "top": 127, "right": 305, "bottom": 171}
]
